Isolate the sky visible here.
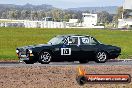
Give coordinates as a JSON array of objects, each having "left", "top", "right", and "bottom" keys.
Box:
[{"left": 0, "top": 0, "right": 124, "bottom": 9}]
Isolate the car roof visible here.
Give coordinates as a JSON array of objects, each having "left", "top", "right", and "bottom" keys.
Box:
[{"left": 56, "top": 34, "right": 90, "bottom": 37}]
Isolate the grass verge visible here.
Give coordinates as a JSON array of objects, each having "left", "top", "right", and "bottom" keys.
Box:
[{"left": 0, "top": 27, "right": 132, "bottom": 60}]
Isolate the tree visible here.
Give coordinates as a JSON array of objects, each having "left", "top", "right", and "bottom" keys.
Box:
[
  {"left": 50, "top": 8, "right": 64, "bottom": 21},
  {"left": 117, "top": 7, "right": 123, "bottom": 19},
  {"left": 13, "top": 10, "right": 20, "bottom": 19},
  {"left": 1, "top": 12, "right": 7, "bottom": 19},
  {"left": 20, "top": 10, "right": 31, "bottom": 20},
  {"left": 98, "top": 11, "right": 113, "bottom": 24},
  {"left": 124, "top": 9, "right": 132, "bottom": 19}
]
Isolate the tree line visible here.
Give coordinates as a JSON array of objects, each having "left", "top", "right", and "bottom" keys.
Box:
[
  {"left": 0, "top": 8, "right": 115, "bottom": 23},
  {"left": 0, "top": 5, "right": 131, "bottom": 25}
]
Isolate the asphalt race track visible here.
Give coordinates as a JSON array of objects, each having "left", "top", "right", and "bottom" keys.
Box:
[{"left": 0, "top": 59, "right": 132, "bottom": 67}]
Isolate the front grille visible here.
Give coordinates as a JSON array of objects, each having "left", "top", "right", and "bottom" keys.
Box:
[
  {"left": 21, "top": 51, "right": 26, "bottom": 55},
  {"left": 18, "top": 49, "right": 29, "bottom": 57}
]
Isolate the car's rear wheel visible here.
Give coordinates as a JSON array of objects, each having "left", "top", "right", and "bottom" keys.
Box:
[
  {"left": 39, "top": 51, "right": 52, "bottom": 64},
  {"left": 95, "top": 51, "right": 107, "bottom": 63}
]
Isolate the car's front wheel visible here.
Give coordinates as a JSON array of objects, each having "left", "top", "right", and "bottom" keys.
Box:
[
  {"left": 39, "top": 51, "right": 52, "bottom": 64},
  {"left": 95, "top": 51, "right": 107, "bottom": 63}
]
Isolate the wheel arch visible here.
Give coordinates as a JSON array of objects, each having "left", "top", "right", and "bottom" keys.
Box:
[{"left": 38, "top": 49, "right": 54, "bottom": 57}]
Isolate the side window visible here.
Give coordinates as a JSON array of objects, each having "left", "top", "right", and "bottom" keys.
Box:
[
  {"left": 69, "top": 37, "right": 78, "bottom": 45},
  {"left": 63, "top": 38, "right": 68, "bottom": 44},
  {"left": 90, "top": 37, "right": 98, "bottom": 45},
  {"left": 80, "top": 37, "right": 90, "bottom": 45},
  {"left": 59, "top": 37, "right": 68, "bottom": 44}
]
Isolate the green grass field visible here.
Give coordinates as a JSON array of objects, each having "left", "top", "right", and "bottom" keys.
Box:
[{"left": 0, "top": 27, "right": 132, "bottom": 60}]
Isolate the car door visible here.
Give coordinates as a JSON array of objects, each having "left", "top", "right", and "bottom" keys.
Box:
[
  {"left": 55, "top": 36, "right": 81, "bottom": 61},
  {"left": 79, "top": 36, "right": 98, "bottom": 59},
  {"left": 61, "top": 36, "right": 80, "bottom": 60}
]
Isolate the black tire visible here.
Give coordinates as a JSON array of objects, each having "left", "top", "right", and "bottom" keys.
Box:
[
  {"left": 79, "top": 60, "right": 88, "bottom": 64},
  {"left": 39, "top": 51, "right": 52, "bottom": 64},
  {"left": 23, "top": 60, "right": 35, "bottom": 64},
  {"left": 76, "top": 76, "right": 87, "bottom": 86},
  {"left": 95, "top": 51, "right": 107, "bottom": 63}
]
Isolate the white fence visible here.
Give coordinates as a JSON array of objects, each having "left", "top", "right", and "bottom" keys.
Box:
[
  {"left": 0, "top": 19, "right": 104, "bottom": 28},
  {"left": 0, "top": 21, "right": 66, "bottom": 28},
  {"left": 24, "top": 21, "right": 66, "bottom": 28}
]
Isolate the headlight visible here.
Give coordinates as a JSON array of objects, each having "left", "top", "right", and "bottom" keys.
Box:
[
  {"left": 16, "top": 50, "right": 19, "bottom": 53},
  {"left": 29, "top": 50, "right": 32, "bottom": 53}
]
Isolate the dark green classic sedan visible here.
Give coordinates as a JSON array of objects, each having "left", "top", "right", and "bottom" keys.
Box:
[{"left": 16, "top": 34, "right": 121, "bottom": 64}]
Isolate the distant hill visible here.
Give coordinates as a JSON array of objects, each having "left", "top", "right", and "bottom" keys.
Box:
[
  {"left": 0, "top": 4, "right": 118, "bottom": 21},
  {"left": 0, "top": 4, "right": 117, "bottom": 14},
  {"left": 67, "top": 6, "right": 118, "bottom": 14},
  {"left": 0, "top": 4, "right": 54, "bottom": 11}
]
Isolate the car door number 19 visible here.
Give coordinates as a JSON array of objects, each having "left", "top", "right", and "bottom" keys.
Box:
[{"left": 61, "top": 48, "right": 71, "bottom": 55}]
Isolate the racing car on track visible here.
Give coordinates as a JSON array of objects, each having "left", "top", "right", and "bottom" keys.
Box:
[{"left": 16, "top": 34, "right": 121, "bottom": 64}]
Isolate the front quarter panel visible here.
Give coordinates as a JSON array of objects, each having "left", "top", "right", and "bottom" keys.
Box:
[
  {"left": 32, "top": 45, "right": 54, "bottom": 56},
  {"left": 98, "top": 44, "right": 121, "bottom": 59}
]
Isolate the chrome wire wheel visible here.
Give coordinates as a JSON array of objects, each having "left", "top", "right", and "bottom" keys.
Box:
[
  {"left": 96, "top": 51, "right": 107, "bottom": 63},
  {"left": 39, "top": 51, "right": 51, "bottom": 64}
]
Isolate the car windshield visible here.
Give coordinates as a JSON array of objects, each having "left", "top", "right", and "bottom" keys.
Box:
[{"left": 48, "top": 36, "right": 64, "bottom": 45}]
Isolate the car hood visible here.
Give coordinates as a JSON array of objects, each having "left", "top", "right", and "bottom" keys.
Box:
[
  {"left": 100, "top": 44, "right": 121, "bottom": 49},
  {"left": 17, "top": 44, "right": 51, "bottom": 50}
]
